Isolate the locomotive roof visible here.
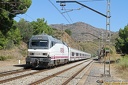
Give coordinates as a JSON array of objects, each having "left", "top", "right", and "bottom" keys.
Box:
[{"left": 30, "top": 34, "right": 63, "bottom": 43}]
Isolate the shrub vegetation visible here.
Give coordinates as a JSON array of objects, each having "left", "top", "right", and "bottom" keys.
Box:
[
  {"left": 118, "top": 55, "right": 128, "bottom": 69},
  {"left": 0, "top": 56, "right": 13, "bottom": 61}
]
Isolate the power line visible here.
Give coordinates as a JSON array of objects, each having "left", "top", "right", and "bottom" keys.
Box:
[
  {"left": 24, "top": 14, "right": 35, "bottom": 21},
  {"left": 63, "top": 7, "right": 74, "bottom": 23},
  {"left": 61, "top": 6, "right": 84, "bottom": 13},
  {"left": 57, "top": 1, "right": 107, "bottom": 18},
  {"left": 48, "top": 0, "right": 71, "bottom": 24},
  {"left": 78, "top": 0, "right": 105, "bottom": 2},
  {"left": 15, "top": 15, "right": 23, "bottom": 20}
]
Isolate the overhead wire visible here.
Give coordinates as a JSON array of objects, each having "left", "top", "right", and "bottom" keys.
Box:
[
  {"left": 78, "top": 0, "right": 105, "bottom": 2},
  {"left": 61, "top": 6, "right": 85, "bottom": 23},
  {"left": 24, "top": 14, "right": 35, "bottom": 21},
  {"left": 48, "top": 0, "right": 71, "bottom": 24},
  {"left": 63, "top": 6, "right": 74, "bottom": 23},
  {"left": 61, "top": 6, "right": 84, "bottom": 13},
  {"left": 54, "top": 0, "right": 105, "bottom": 24}
]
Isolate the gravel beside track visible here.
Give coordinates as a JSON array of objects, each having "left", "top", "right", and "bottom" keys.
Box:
[
  {"left": 1, "top": 60, "right": 90, "bottom": 85},
  {"left": 38, "top": 60, "right": 92, "bottom": 85},
  {"left": 0, "top": 70, "right": 37, "bottom": 81},
  {"left": 0, "top": 65, "right": 24, "bottom": 73},
  {"left": 85, "top": 60, "right": 128, "bottom": 85},
  {"left": 0, "top": 61, "right": 128, "bottom": 85},
  {"left": 0, "top": 60, "right": 25, "bottom": 73},
  {"left": 1, "top": 59, "right": 127, "bottom": 85}
]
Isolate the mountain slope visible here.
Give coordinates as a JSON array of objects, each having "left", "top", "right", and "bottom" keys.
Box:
[
  {"left": 50, "top": 22, "right": 112, "bottom": 42},
  {"left": 50, "top": 22, "right": 117, "bottom": 54}
]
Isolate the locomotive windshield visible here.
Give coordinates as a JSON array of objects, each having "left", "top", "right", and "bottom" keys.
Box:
[{"left": 29, "top": 40, "right": 49, "bottom": 49}]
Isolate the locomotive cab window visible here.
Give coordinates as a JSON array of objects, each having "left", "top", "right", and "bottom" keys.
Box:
[
  {"left": 40, "top": 41, "right": 48, "bottom": 47},
  {"left": 30, "top": 40, "right": 49, "bottom": 49},
  {"left": 50, "top": 41, "right": 56, "bottom": 48}
]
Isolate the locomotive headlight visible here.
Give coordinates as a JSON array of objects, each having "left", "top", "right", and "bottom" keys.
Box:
[
  {"left": 42, "top": 53, "right": 47, "bottom": 56},
  {"left": 29, "top": 52, "right": 34, "bottom": 55}
]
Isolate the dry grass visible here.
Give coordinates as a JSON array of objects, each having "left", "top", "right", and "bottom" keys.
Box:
[
  {"left": 0, "top": 42, "right": 27, "bottom": 66},
  {"left": 115, "top": 64, "right": 128, "bottom": 80},
  {"left": 111, "top": 54, "right": 128, "bottom": 80},
  {"left": 79, "top": 41, "right": 99, "bottom": 54},
  {"left": 0, "top": 58, "right": 26, "bottom": 66},
  {"left": 103, "top": 46, "right": 128, "bottom": 80},
  {"left": 0, "top": 42, "right": 27, "bottom": 61}
]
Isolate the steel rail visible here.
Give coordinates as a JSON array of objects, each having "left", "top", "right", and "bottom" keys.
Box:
[
  {"left": 62, "top": 60, "right": 93, "bottom": 85},
  {"left": 29, "top": 60, "right": 91, "bottom": 85},
  {"left": 0, "top": 69, "right": 48, "bottom": 84},
  {"left": 0, "top": 69, "right": 31, "bottom": 77}
]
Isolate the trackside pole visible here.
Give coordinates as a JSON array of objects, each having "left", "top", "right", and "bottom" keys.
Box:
[
  {"left": 104, "top": 0, "right": 111, "bottom": 76},
  {"left": 56, "top": 0, "right": 111, "bottom": 76}
]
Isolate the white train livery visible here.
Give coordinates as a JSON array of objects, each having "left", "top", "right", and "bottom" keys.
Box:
[{"left": 26, "top": 34, "right": 91, "bottom": 68}]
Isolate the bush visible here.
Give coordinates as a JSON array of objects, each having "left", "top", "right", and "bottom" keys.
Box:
[
  {"left": 65, "top": 29, "right": 72, "bottom": 36},
  {"left": 0, "top": 56, "right": 7, "bottom": 61},
  {"left": 118, "top": 55, "right": 128, "bottom": 69},
  {"left": 0, "top": 56, "right": 13, "bottom": 61},
  {"left": 5, "top": 40, "right": 15, "bottom": 49}
]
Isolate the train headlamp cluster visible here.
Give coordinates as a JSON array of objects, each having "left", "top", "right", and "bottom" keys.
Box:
[
  {"left": 29, "top": 53, "right": 34, "bottom": 55},
  {"left": 28, "top": 52, "right": 48, "bottom": 56}
]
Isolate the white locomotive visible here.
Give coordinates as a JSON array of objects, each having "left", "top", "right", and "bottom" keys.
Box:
[{"left": 26, "top": 34, "right": 91, "bottom": 68}]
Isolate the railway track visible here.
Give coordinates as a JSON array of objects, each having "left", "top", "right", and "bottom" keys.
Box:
[
  {"left": 0, "top": 68, "right": 31, "bottom": 77},
  {"left": 30, "top": 60, "right": 93, "bottom": 85},
  {"left": 0, "top": 69, "right": 49, "bottom": 84},
  {"left": 62, "top": 61, "right": 92, "bottom": 85},
  {"left": 0, "top": 59, "right": 93, "bottom": 85}
]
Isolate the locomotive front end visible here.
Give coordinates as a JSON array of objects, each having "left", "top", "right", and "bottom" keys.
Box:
[
  {"left": 26, "top": 50, "right": 51, "bottom": 68},
  {"left": 26, "top": 34, "right": 51, "bottom": 68}
]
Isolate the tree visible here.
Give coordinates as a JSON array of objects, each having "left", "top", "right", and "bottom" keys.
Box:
[
  {"left": 65, "top": 29, "right": 72, "bottom": 36},
  {"left": 115, "top": 25, "right": 128, "bottom": 54},
  {"left": 15, "top": 19, "right": 33, "bottom": 43},
  {"left": 0, "top": 0, "right": 32, "bottom": 35},
  {"left": 6, "top": 25, "right": 22, "bottom": 49},
  {"left": 31, "top": 18, "right": 53, "bottom": 35},
  {"left": 0, "top": 31, "right": 6, "bottom": 49},
  {"left": 0, "top": 0, "right": 32, "bottom": 49}
]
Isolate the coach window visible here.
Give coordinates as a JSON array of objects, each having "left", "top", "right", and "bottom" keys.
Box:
[
  {"left": 72, "top": 52, "right": 74, "bottom": 56},
  {"left": 76, "top": 53, "right": 79, "bottom": 56}
]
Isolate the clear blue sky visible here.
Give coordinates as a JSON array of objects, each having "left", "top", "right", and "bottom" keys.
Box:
[{"left": 14, "top": 0, "right": 128, "bottom": 32}]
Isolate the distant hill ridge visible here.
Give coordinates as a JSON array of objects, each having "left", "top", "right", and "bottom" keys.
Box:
[{"left": 50, "top": 22, "right": 111, "bottom": 41}]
